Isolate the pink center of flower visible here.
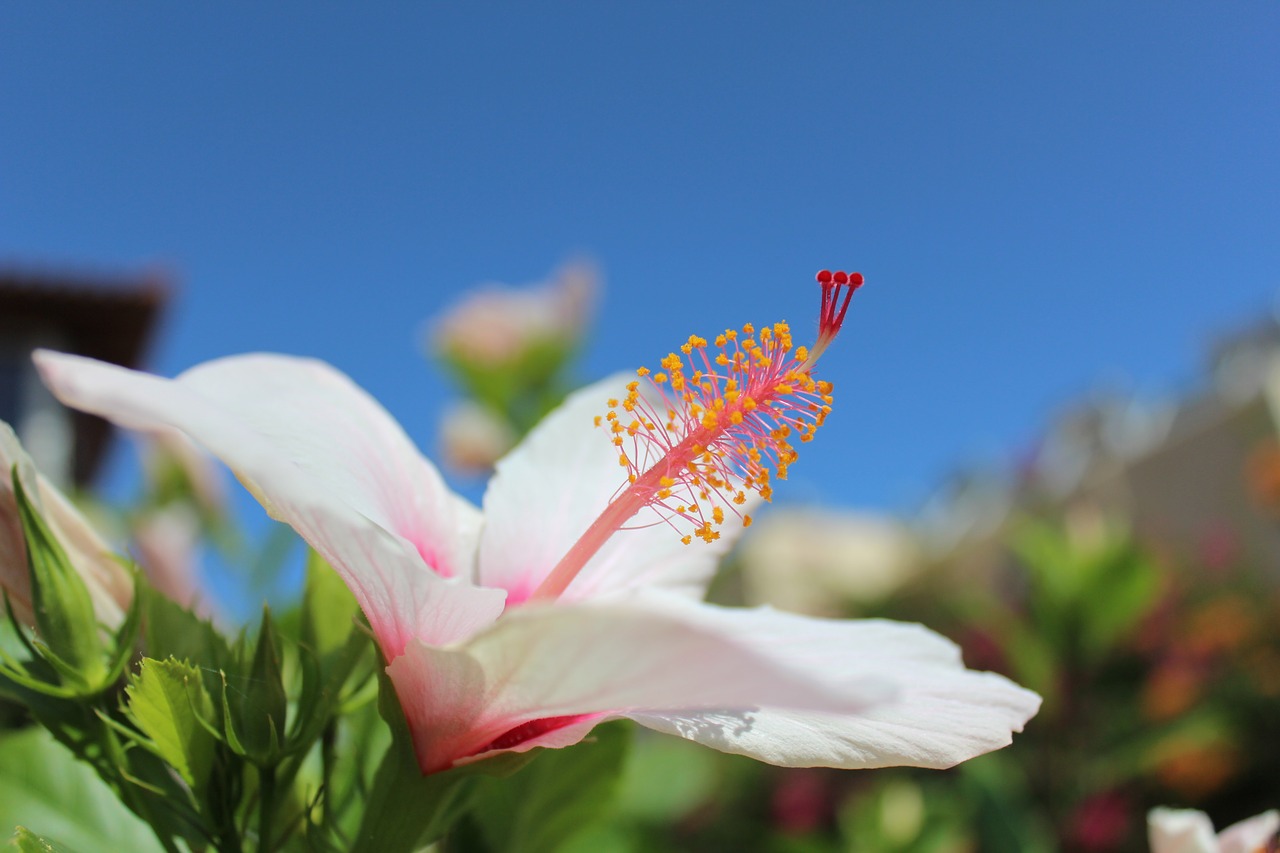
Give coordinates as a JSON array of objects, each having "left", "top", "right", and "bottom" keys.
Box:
[
  {"left": 529, "top": 270, "right": 863, "bottom": 601},
  {"left": 479, "top": 713, "right": 600, "bottom": 753}
]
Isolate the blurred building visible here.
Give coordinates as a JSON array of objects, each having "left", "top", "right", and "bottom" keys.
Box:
[
  {"left": 920, "top": 310, "right": 1280, "bottom": 574},
  {"left": 0, "top": 267, "right": 169, "bottom": 488}
]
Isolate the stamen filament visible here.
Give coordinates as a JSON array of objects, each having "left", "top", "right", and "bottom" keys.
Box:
[{"left": 528, "top": 270, "right": 863, "bottom": 602}]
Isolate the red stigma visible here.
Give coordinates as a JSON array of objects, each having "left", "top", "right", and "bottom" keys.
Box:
[{"left": 815, "top": 269, "right": 864, "bottom": 348}]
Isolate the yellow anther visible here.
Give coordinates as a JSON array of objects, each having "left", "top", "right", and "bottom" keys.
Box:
[
  {"left": 637, "top": 366, "right": 650, "bottom": 376},
  {"left": 743, "top": 515, "right": 753, "bottom": 528},
  {"left": 593, "top": 415, "right": 602, "bottom": 427},
  {"left": 619, "top": 454, "right": 630, "bottom": 467},
  {"left": 712, "top": 506, "right": 725, "bottom": 525}
]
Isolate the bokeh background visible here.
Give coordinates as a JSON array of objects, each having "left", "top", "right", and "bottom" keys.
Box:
[{"left": 3, "top": 5, "right": 1279, "bottom": 852}]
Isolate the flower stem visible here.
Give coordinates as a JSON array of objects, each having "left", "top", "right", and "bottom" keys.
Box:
[{"left": 257, "top": 763, "right": 276, "bottom": 852}]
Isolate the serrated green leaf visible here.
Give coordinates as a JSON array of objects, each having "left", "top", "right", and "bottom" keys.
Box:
[
  {"left": 125, "top": 657, "right": 216, "bottom": 791},
  {"left": 0, "top": 728, "right": 163, "bottom": 852}
]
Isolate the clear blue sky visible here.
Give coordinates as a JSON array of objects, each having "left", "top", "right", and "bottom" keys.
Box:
[{"left": 3, "top": 4, "right": 1278, "bottom": 515}]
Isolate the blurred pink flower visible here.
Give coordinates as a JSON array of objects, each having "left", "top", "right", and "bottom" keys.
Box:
[
  {"left": 437, "top": 401, "right": 517, "bottom": 474},
  {"left": 132, "top": 503, "right": 216, "bottom": 619},
  {"left": 1148, "top": 807, "right": 1278, "bottom": 853},
  {"left": 427, "top": 260, "right": 596, "bottom": 367},
  {"left": 1068, "top": 790, "right": 1133, "bottom": 851}
]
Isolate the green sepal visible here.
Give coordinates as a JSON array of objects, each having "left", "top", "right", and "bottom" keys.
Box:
[
  {"left": 101, "top": 567, "right": 144, "bottom": 686},
  {"left": 124, "top": 657, "right": 218, "bottom": 792},
  {"left": 216, "top": 670, "right": 248, "bottom": 758},
  {"left": 12, "top": 470, "right": 107, "bottom": 691},
  {"left": 218, "top": 609, "right": 287, "bottom": 764},
  {"left": 0, "top": 595, "right": 81, "bottom": 700}
]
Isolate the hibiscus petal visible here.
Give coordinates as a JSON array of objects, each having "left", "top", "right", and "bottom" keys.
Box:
[
  {"left": 34, "top": 351, "right": 504, "bottom": 656},
  {"left": 386, "top": 597, "right": 894, "bottom": 773},
  {"left": 625, "top": 598, "right": 1041, "bottom": 769},
  {"left": 479, "top": 375, "right": 756, "bottom": 603}
]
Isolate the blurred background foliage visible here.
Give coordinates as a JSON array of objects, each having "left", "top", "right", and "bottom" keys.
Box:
[
  {"left": 419, "top": 267, "right": 1280, "bottom": 852},
  {"left": 3, "top": 264, "right": 1279, "bottom": 851}
]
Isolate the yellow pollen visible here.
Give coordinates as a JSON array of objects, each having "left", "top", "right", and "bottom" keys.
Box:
[{"left": 591, "top": 294, "right": 843, "bottom": 554}]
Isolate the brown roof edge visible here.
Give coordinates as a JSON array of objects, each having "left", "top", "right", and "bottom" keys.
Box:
[{"left": 0, "top": 263, "right": 176, "bottom": 485}]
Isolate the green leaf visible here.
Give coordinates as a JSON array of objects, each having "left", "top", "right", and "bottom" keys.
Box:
[
  {"left": 11, "top": 471, "right": 106, "bottom": 691},
  {"left": 468, "top": 720, "right": 632, "bottom": 853},
  {"left": 140, "top": 585, "right": 232, "bottom": 676},
  {"left": 0, "top": 727, "right": 163, "bottom": 852},
  {"left": 124, "top": 657, "right": 217, "bottom": 791},
  {"left": 1078, "top": 542, "right": 1160, "bottom": 662},
  {"left": 8, "top": 827, "right": 72, "bottom": 853},
  {"left": 301, "top": 550, "right": 359, "bottom": 660}
]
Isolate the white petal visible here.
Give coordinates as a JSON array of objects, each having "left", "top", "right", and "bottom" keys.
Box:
[
  {"left": 1218, "top": 810, "right": 1279, "bottom": 853},
  {"left": 1148, "top": 808, "right": 1220, "bottom": 853},
  {"left": 386, "top": 597, "right": 891, "bottom": 772},
  {"left": 479, "top": 375, "right": 755, "bottom": 603},
  {"left": 626, "top": 599, "right": 1041, "bottom": 769},
  {"left": 34, "top": 351, "right": 504, "bottom": 656}
]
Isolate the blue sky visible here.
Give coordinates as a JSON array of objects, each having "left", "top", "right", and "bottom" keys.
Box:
[{"left": 3, "top": 3, "right": 1278, "bottom": 516}]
